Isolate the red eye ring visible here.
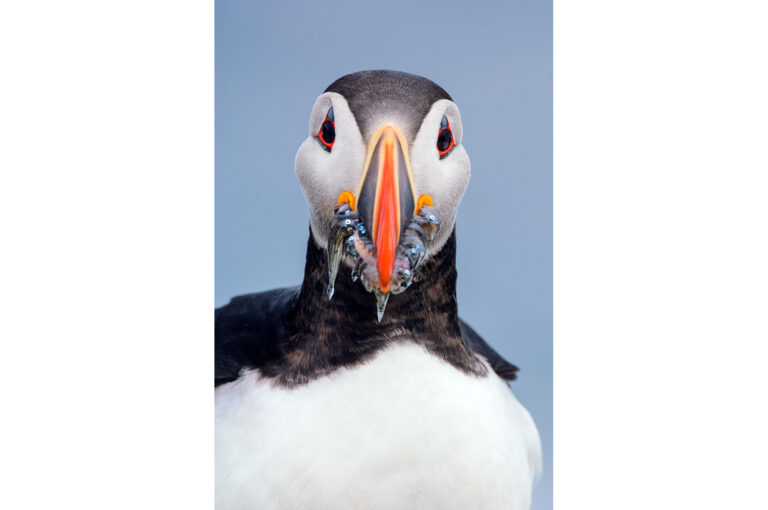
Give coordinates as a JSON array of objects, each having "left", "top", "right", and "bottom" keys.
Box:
[
  {"left": 436, "top": 115, "right": 455, "bottom": 158},
  {"left": 317, "top": 107, "right": 335, "bottom": 152}
]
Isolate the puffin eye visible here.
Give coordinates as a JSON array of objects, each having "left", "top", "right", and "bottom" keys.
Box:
[
  {"left": 317, "top": 107, "right": 335, "bottom": 152},
  {"left": 436, "top": 114, "right": 455, "bottom": 159}
]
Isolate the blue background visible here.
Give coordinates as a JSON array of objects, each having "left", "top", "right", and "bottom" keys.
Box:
[{"left": 216, "top": 1, "right": 552, "bottom": 507}]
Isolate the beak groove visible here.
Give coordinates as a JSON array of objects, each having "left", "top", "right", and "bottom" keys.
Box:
[{"left": 356, "top": 126, "right": 415, "bottom": 294}]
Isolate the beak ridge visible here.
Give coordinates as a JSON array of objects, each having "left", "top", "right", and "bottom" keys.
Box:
[{"left": 356, "top": 126, "right": 415, "bottom": 293}]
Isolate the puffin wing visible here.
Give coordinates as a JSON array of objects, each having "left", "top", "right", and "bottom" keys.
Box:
[
  {"left": 459, "top": 318, "right": 520, "bottom": 381},
  {"left": 215, "top": 287, "right": 299, "bottom": 386}
]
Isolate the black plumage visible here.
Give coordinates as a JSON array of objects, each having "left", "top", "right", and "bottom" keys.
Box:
[{"left": 216, "top": 229, "right": 519, "bottom": 387}]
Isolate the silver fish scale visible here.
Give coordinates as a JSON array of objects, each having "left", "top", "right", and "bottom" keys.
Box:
[{"left": 326, "top": 202, "right": 441, "bottom": 321}]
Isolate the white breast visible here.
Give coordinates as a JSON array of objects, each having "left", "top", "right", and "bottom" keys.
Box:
[{"left": 215, "top": 342, "right": 541, "bottom": 510}]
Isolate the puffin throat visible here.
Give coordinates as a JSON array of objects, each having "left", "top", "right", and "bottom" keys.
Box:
[
  {"left": 271, "top": 227, "right": 486, "bottom": 386},
  {"left": 305, "top": 227, "right": 462, "bottom": 328}
]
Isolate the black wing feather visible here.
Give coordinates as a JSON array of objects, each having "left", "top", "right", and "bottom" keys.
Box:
[
  {"left": 215, "top": 287, "right": 299, "bottom": 386},
  {"left": 459, "top": 319, "right": 520, "bottom": 381}
]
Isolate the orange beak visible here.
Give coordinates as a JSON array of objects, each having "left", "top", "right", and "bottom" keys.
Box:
[{"left": 355, "top": 126, "right": 416, "bottom": 294}]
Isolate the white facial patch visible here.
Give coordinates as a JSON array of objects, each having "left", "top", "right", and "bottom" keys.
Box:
[
  {"left": 295, "top": 92, "right": 367, "bottom": 248},
  {"left": 295, "top": 95, "right": 471, "bottom": 258},
  {"left": 408, "top": 99, "right": 471, "bottom": 255}
]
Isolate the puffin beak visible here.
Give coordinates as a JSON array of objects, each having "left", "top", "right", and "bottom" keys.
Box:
[{"left": 355, "top": 125, "right": 416, "bottom": 294}]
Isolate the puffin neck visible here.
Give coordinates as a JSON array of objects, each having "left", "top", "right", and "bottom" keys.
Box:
[
  {"left": 293, "top": 227, "right": 462, "bottom": 337},
  {"left": 261, "top": 227, "right": 484, "bottom": 386}
]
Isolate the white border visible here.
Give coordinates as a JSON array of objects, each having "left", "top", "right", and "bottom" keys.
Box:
[
  {"left": 0, "top": 1, "right": 213, "bottom": 507},
  {"left": 555, "top": 0, "right": 768, "bottom": 508},
  {"left": 3, "top": 1, "right": 768, "bottom": 507}
]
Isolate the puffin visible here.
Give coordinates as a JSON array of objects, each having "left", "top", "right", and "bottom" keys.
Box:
[{"left": 215, "top": 70, "right": 542, "bottom": 510}]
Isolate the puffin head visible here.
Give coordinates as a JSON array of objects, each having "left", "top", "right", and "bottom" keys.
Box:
[{"left": 295, "top": 70, "right": 471, "bottom": 319}]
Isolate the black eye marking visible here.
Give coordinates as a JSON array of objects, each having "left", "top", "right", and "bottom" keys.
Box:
[
  {"left": 317, "top": 107, "right": 335, "bottom": 152},
  {"left": 436, "top": 114, "right": 455, "bottom": 158}
]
